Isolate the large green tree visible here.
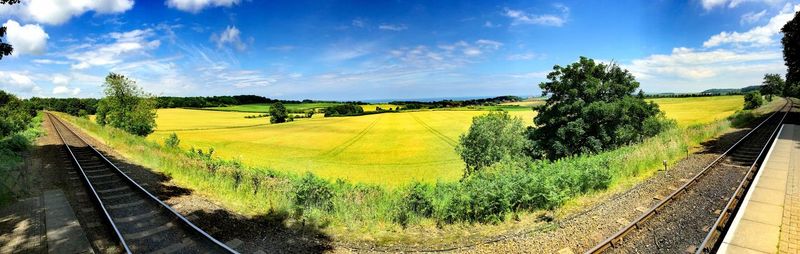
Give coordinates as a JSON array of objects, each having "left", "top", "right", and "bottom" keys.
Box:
[
  {"left": 761, "top": 73, "right": 785, "bottom": 100},
  {"left": 782, "top": 9, "right": 800, "bottom": 97},
  {"left": 456, "top": 111, "right": 530, "bottom": 177},
  {"left": 95, "top": 73, "right": 157, "bottom": 136},
  {"left": 269, "top": 102, "right": 288, "bottom": 123},
  {"left": 529, "top": 57, "right": 672, "bottom": 160}
]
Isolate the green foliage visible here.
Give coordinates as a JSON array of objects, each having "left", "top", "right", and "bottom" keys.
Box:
[
  {"left": 164, "top": 133, "right": 180, "bottom": 148},
  {"left": 782, "top": 10, "right": 800, "bottom": 97},
  {"left": 529, "top": 57, "right": 672, "bottom": 160},
  {"left": 761, "top": 73, "right": 785, "bottom": 101},
  {"left": 97, "top": 73, "right": 157, "bottom": 136},
  {"left": 269, "top": 102, "right": 288, "bottom": 123},
  {"left": 457, "top": 111, "right": 530, "bottom": 177},
  {"left": 727, "top": 110, "right": 757, "bottom": 128},
  {"left": 324, "top": 104, "right": 365, "bottom": 117},
  {"left": 0, "top": 90, "right": 34, "bottom": 137},
  {"left": 294, "top": 173, "right": 334, "bottom": 211},
  {"left": 743, "top": 91, "right": 764, "bottom": 110}
]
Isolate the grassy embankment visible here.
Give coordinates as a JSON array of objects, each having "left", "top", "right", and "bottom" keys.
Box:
[
  {"left": 53, "top": 95, "right": 777, "bottom": 244},
  {"left": 0, "top": 113, "right": 43, "bottom": 204}
]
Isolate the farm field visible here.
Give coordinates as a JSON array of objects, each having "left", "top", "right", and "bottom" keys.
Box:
[
  {"left": 203, "top": 102, "right": 398, "bottom": 112},
  {"left": 147, "top": 95, "right": 744, "bottom": 187},
  {"left": 648, "top": 95, "right": 744, "bottom": 126},
  {"left": 148, "top": 109, "right": 537, "bottom": 186}
]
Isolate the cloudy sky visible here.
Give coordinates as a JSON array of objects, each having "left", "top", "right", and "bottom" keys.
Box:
[{"left": 0, "top": 0, "right": 796, "bottom": 100}]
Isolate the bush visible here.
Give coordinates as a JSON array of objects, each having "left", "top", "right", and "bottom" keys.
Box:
[
  {"left": 294, "top": 173, "right": 334, "bottom": 210},
  {"left": 324, "top": 104, "right": 364, "bottom": 117},
  {"left": 744, "top": 91, "right": 764, "bottom": 110},
  {"left": 164, "top": 133, "right": 180, "bottom": 148},
  {"left": 457, "top": 111, "right": 530, "bottom": 177},
  {"left": 0, "top": 134, "right": 30, "bottom": 153},
  {"left": 728, "top": 110, "right": 757, "bottom": 128}
]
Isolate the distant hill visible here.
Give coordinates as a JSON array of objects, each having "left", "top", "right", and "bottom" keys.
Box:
[{"left": 701, "top": 85, "right": 762, "bottom": 94}]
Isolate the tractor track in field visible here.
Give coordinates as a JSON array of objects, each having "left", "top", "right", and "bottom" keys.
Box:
[
  {"left": 319, "top": 114, "right": 384, "bottom": 157},
  {"left": 410, "top": 113, "right": 458, "bottom": 147}
]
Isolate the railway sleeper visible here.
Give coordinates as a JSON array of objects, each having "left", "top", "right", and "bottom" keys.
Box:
[
  {"left": 87, "top": 172, "right": 116, "bottom": 179},
  {"left": 115, "top": 210, "right": 159, "bottom": 223},
  {"left": 96, "top": 186, "right": 129, "bottom": 194},
  {"left": 125, "top": 222, "right": 177, "bottom": 242},
  {"left": 106, "top": 199, "right": 145, "bottom": 210},
  {"left": 151, "top": 238, "right": 196, "bottom": 254}
]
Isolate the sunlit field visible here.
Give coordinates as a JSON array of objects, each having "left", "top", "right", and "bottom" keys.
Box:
[
  {"left": 149, "top": 109, "right": 536, "bottom": 187},
  {"left": 648, "top": 95, "right": 744, "bottom": 127},
  {"left": 147, "top": 96, "right": 744, "bottom": 187}
]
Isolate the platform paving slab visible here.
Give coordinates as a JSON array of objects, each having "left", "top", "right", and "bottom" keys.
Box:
[{"left": 43, "top": 189, "right": 94, "bottom": 254}]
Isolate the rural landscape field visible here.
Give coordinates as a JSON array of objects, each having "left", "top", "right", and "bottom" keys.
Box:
[
  {"left": 2, "top": 0, "right": 800, "bottom": 253},
  {"left": 146, "top": 96, "right": 743, "bottom": 186}
]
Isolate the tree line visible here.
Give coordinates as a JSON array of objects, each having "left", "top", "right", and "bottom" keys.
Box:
[{"left": 391, "top": 95, "right": 524, "bottom": 110}]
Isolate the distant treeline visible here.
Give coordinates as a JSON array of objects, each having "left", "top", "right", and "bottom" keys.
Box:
[
  {"left": 25, "top": 97, "right": 100, "bottom": 116},
  {"left": 391, "top": 95, "right": 524, "bottom": 109},
  {"left": 644, "top": 86, "right": 763, "bottom": 98}
]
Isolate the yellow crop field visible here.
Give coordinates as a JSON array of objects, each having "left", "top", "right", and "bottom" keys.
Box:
[
  {"left": 146, "top": 96, "right": 743, "bottom": 187},
  {"left": 148, "top": 109, "right": 536, "bottom": 187},
  {"left": 648, "top": 95, "right": 744, "bottom": 127}
]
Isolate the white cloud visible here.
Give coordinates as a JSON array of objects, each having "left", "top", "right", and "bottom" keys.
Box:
[
  {"left": 211, "top": 26, "right": 246, "bottom": 51},
  {"left": 507, "top": 53, "right": 538, "bottom": 61},
  {"left": 2, "top": 20, "right": 48, "bottom": 56},
  {"left": 475, "top": 39, "right": 503, "bottom": 49},
  {"left": 65, "top": 29, "right": 161, "bottom": 70},
  {"left": 504, "top": 4, "right": 569, "bottom": 27},
  {"left": 701, "top": 0, "right": 784, "bottom": 10},
  {"left": 32, "top": 59, "right": 69, "bottom": 64},
  {"left": 625, "top": 47, "right": 784, "bottom": 92},
  {"left": 52, "top": 86, "right": 80, "bottom": 96},
  {"left": 352, "top": 18, "right": 366, "bottom": 28},
  {"left": 3, "top": 0, "right": 135, "bottom": 25},
  {"left": 0, "top": 71, "right": 41, "bottom": 95},
  {"left": 52, "top": 75, "right": 69, "bottom": 86},
  {"left": 166, "top": 0, "right": 239, "bottom": 13},
  {"left": 378, "top": 23, "right": 408, "bottom": 31},
  {"left": 704, "top": 4, "right": 800, "bottom": 48},
  {"left": 741, "top": 10, "right": 768, "bottom": 24}
]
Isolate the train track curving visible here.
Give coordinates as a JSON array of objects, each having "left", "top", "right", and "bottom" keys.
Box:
[
  {"left": 585, "top": 99, "right": 792, "bottom": 253},
  {"left": 47, "top": 112, "right": 238, "bottom": 254}
]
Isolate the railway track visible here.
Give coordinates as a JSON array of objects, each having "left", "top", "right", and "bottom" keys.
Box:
[
  {"left": 47, "top": 112, "right": 237, "bottom": 254},
  {"left": 586, "top": 100, "right": 792, "bottom": 253}
]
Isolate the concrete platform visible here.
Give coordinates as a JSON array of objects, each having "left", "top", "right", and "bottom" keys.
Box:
[
  {"left": 719, "top": 124, "right": 800, "bottom": 254},
  {"left": 43, "top": 189, "right": 94, "bottom": 254}
]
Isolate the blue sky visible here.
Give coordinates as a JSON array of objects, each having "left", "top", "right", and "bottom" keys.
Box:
[{"left": 0, "top": 0, "right": 796, "bottom": 100}]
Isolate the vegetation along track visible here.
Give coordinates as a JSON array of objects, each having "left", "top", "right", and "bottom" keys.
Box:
[
  {"left": 47, "top": 112, "right": 237, "bottom": 254},
  {"left": 586, "top": 99, "right": 792, "bottom": 254}
]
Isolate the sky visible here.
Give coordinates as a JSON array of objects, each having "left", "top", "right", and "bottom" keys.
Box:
[{"left": 0, "top": 0, "right": 797, "bottom": 100}]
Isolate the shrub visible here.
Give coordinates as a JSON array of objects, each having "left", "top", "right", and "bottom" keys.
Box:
[
  {"left": 728, "top": 110, "right": 757, "bottom": 128},
  {"left": 743, "top": 91, "right": 764, "bottom": 110},
  {"left": 324, "top": 104, "right": 364, "bottom": 117},
  {"left": 294, "top": 173, "right": 334, "bottom": 210},
  {"left": 457, "top": 111, "right": 530, "bottom": 177},
  {"left": 164, "top": 132, "right": 180, "bottom": 148},
  {"left": 97, "top": 73, "right": 157, "bottom": 136},
  {"left": 0, "top": 134, "right": 30, "bottom": 153}
]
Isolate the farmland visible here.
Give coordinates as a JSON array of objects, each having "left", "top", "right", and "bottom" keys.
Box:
[
  {"left": 146, "top": 95, "right": 744, "bottom": 187},
  {"left": 648, "top": 95, "right": 744, "bottom": 126},
  {"left": 148, "top": 109, "right": 537, "bottom": 187}
]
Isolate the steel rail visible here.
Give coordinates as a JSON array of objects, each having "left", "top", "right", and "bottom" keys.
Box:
[
  {"left": 47, "top": 112, "right": 133, "bottom": 253},
  {"left": 584, "top": 99, "right": 791, "bottom": 254},
  {"left": 695, "top": 99, "right": 792, "bottom": 253},
  {"left": 47, "top": 112, "right": 239, "bottom": 254}
]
